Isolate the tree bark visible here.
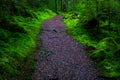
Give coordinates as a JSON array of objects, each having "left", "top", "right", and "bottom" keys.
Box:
[
  {"left": 61, "top": 0, "right": 63, "bottom": 11},
  {"left": 55, "top": 0, "right": 57, "bottom": 12},
  {"left": 63, "top": 0, "right": 67, "bottom": 12},
  {"left": 95, "top": 0, "right": 100, "bottom": 34}
]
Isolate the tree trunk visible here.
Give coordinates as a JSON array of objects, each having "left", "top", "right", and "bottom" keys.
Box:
[
  {"left": 108, "top": 0, "right": 111, "bottom": 30},
  {"left": 95, "top": 0, "right": 100, "bottom": 34},
  {"left": 63, "top": 0, "right": 67, "bottom": 12},
  {"left": 55, "top": 0, "right": 57, "bottom": 12},
  {"left": 61, "top": 0, "right": 63, "bottom": 11}
]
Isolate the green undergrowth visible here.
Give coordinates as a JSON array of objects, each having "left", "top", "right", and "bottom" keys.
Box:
[
  {"left": 64, "top": 13, "right": 120, "bottom": 79},
  {"left": 0, "top": 9, "right": 56, "bottom": 80},
  {"left": 63, "top": 13, "right": 97, "bottom": 47}
]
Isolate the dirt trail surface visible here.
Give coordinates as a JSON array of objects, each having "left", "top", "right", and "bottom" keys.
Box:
[{"left": 32, "top": 16, "right": 103, "bottom": 80}]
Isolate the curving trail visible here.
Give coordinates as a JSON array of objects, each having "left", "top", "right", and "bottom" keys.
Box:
[{"left": 32, "top": 16, "right": 103, "bottom": 80}]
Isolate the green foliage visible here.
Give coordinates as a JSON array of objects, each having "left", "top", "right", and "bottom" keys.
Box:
[
  {"left": 64, "top": 0, "right": 120, "bottom": 79},
  {"left": 0, "top": 2, "right": 56, "bottom": 79},
  {"left": 1, "top": 0, "right": 120, "bottom": 79},
  {"left": 64, "top": 13, "right": 97, "bottom": 47}
]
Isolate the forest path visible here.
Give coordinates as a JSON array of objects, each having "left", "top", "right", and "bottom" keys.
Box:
[{"left": 32, "top": 16, "right": 103, "bottom": 80}]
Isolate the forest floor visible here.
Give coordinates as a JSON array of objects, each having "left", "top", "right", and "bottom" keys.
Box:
[{"left": 32, "top": 16, "right": 104, "bottom": 80}]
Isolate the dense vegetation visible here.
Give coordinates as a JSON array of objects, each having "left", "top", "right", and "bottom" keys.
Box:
[
  {"left": 0, "top": 0, "right": 120, "bottom": 80},
  {"left": 63, "top": 0, "right": 120, "bottom": 79},
  {"left": 0, "top": 0, "right": 56, "bottom": 79}
]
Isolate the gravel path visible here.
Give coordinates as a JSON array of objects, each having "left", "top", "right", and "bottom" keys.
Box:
[{"left": 32, "top": 16, "right": 103, "bottom": 80}]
